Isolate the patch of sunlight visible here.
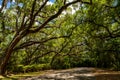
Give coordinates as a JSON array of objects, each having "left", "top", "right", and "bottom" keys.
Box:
[{"left": 0, "top": 71, "right": 45, "bottom": 80}]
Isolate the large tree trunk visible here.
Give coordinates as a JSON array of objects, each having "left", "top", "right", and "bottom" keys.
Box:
[{"left": 0, "top": 34, "right": 22, "bottom": 75}]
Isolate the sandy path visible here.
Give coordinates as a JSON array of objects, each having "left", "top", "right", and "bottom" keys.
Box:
[{"left": 20, "top": 67, "right": 120, "bottom": 80}]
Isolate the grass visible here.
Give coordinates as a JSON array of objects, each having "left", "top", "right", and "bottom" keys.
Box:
[{"left": 0, "top": 71, "right": 45, "bottom": 80}]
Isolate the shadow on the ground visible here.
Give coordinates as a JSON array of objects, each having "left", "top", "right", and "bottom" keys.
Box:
[{"left": 96, "top": 74, "right": 120, "bottom": 80}]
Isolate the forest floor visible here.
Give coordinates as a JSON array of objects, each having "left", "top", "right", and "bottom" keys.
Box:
[{"left": 1, "top": 67, "right": 120, "bottom": 80}]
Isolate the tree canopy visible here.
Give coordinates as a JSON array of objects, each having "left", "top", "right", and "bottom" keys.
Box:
[{"left": 0, "top": 0, "right": 120, "bottom": 75}]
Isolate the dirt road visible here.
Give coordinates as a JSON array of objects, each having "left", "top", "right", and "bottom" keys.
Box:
[{"left": 21, "top": 67, "right": 120, "bottom": 80}]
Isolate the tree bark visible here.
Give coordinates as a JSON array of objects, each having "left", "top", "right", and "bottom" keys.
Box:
[{"left": 0, "top": 34, "right": 22, "bottom": 75}]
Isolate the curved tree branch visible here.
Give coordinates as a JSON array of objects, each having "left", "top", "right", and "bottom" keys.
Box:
[
  {"left": 14, "top": 35, "right": 70, "bottom": 51},
  {"left": 0, "top": 0, "right": 8, "bottom": 12},
  {"left": 28, "top": 0, "right": 82, "bottom": 33}
]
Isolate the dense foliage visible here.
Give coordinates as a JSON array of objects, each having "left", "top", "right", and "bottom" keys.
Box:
[{"left": 0, "top": 0, "right": 120, "bottom": 75}]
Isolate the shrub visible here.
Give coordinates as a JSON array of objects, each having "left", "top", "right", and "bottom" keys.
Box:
[
  {"left": 51, "top": 56, "right": 71, "bottom": 69},
  {"left": 13, "top": 63, "right": 51, "bottom": 73}
]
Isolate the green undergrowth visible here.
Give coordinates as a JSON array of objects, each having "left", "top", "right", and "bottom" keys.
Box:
[
  {"left": 9, "top": 63, "right": 51, "bottom": 73},
  {"left": 0, "top": 71, "right": 46, "bottom": 80},
  {"left": 0, "top": 63, "right": 51, "bottom": 80}
]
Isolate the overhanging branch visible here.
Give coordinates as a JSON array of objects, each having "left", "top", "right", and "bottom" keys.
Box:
[
  {"left": 14, "top": 35, "right": 70, "bottom": 51},
  {"left": 28, "top": 0, "right": 82, "bottom": 33},
  {"left": 0, "top": 0, "right": 8, "bottom": 12}
]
